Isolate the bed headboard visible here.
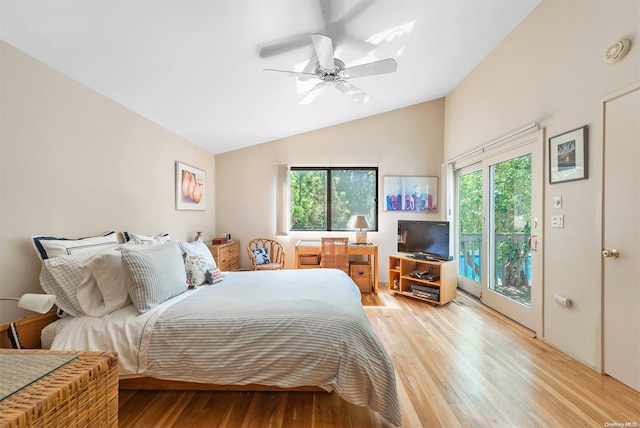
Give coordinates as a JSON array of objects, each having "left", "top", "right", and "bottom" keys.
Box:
[{"left": 0, "top": 309, "right": 58, "bottom": 349}]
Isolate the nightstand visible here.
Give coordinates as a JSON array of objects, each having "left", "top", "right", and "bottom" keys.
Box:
[
  {"left": 0, "top": 349, "right": 118, "bottom": 427},
  {"left": 207, "top": 239, "right": 240, "bottom": 271}
]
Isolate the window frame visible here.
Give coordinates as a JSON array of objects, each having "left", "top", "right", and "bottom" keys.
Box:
[{"left": 290, "top": 166, "right": 379, "bottom": 232}]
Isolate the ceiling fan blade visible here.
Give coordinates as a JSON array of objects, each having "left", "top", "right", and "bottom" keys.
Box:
[
  {"left": 343, "top": 58, "right": 397, "bottom": 78},
  {"left": 311, "top": 33, "right": 335, "bottom": 70},
  {"left": 262, "top": 69, "right": 318, "bottom": 79},
  {"left": 259, "top": 34, "right": 314, "bottom": 58},
  {"left": 342, "top": 0, "right": 377, "bottom": 24},
  {"left": 300, "top": 81, "right": 332, "bottom": 105},
  {"left": 318, "top": 0, "right": 334, "bottom": 26},
  {"left": 334, "top": 81, "right": 370, "bottom": 104}
]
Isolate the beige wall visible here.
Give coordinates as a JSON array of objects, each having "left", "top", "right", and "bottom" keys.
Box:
[
  {"left": 444, "top": 0, "right": 639, "bottom": 367},
  {"left": 0, "top": 42, "right": 216, "bottom": 323},
  {"left": 215, "top": 100, "right": 446, "bottom": 275}
]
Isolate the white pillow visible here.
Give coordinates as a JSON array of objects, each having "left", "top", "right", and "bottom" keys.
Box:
[
  {"left": 121, "top": 241, "right": 188, "bottom": 313},
  {"left": 40, "top": 253, "right": 94, "bottom": 316},
  {"left": 77, "top": 249, "right": 130, "bottom": 317},
  {"left": 32, "top": 231, "right": 119, "bottom": 260},
  {"left": 122, "top": 232, "right": 170, "bottom": 245},
  {"left": 179, "top": 240, "right": 217, "bottom": 268}
]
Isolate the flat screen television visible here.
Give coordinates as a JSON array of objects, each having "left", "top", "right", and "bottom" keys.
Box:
[{"left": 397, "top": 220, "right": 451, "bottom": 261}]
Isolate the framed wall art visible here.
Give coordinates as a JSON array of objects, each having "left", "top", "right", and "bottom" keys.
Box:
[
  {"left": 384, "top": 176, "right": 438, "bottom": 212},
  {"left": 549, "top": 125, "right": 588, "bottom": 184},
  {"left": 176, "top": 162, "right": 205, "bottom": 210}
]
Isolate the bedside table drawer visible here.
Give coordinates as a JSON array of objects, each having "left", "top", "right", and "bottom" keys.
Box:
[{"left": 208, "top": 240, "right": 240, "bottom": 271}]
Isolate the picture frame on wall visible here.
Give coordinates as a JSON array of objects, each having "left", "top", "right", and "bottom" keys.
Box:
[
  {"left": 549, "top": 125, "right": 588, "bottom": 184},
  {"left": 383, "top": 176, "right": 438, "bottom": 212},
  {"left": 176, "top": 162, "right": 205, "bottom": 210}
]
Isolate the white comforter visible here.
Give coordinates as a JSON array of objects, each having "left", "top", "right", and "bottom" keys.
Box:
[{"left": 47, "top": 269, "right": 401, "bottom": 426}]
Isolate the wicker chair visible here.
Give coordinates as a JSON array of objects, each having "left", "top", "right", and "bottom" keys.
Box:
[
  {"left": 320, "top": 237, "right": 349, "bottom": 274},
  {"left": 246, "top": 238, "right": 285, "bottom": 270}
]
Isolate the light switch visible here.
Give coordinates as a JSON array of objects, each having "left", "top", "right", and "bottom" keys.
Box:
[
  {"left": 551, "top": 214, "right": 564, "bottom": 228},
  {"left": 553, "top": 196, "right": 562, "bottom": 209}
]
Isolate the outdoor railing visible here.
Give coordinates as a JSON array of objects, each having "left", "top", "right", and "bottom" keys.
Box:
[{"left": 459, "top": 232, "right": 531, "bottom": 285}]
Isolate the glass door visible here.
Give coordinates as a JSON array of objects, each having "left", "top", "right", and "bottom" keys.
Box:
[
  {"left": 456, "top": 166, "right": 483, "bottom": 297},
  {"left": 454, "top": 130, "right": 543, "bottom": 334},
  {"left": 481, "top": 139, "right": 542, "bottom": 333}
]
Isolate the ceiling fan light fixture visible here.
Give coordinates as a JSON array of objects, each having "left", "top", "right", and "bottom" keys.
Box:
[{"left": 263, "top": 33, "right": 397, "bottom": 104}]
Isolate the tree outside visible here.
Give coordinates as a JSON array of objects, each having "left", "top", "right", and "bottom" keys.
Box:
[
  {"left": 459, "top": 154, "right": 532, "bottom": 293},
  {"left": 290, "top": 168, "right": 377, "bottom": 231}
]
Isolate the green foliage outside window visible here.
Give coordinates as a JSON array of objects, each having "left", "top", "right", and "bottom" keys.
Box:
[
  {"left": 459, "top": 154, "right": 532, "bottom": 286},
  {"left": 290, "top": 168, "right": 378, "bottom": 231},
  {"left": 492, "top": 154, "right": 532, "bottom": 286}
]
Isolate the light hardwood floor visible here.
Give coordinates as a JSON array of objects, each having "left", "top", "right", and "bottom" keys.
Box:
[{"left": 119, "top": 289, "right": 640, "bottom": 427}]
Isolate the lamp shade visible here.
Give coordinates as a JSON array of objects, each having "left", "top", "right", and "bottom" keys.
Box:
[
  {"left": 18, "top": 294, "right": 56, "bottom": 314},
  {"left": 347, "top": 215, "right": 370, "bottom": 230}
]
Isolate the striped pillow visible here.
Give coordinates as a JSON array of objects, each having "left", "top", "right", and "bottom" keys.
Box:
[
  {"left": 39, "top": 253, "right": 91, "bottom": 316},
  {"left": 121, "top": 241, "right": 188, "bottom": 313}
]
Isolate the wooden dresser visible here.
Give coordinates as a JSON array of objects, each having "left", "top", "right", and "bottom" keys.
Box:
[
  {"left": 0, "top": 349, "right": 118, "bottom": 427},
  {"left": 208, "top": 240, "right": 240, "bottom": 271}
]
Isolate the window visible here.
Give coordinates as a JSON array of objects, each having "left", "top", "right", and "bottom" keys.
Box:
[{"left": 290, "top": 167, "right": 378, "bottom": 231}]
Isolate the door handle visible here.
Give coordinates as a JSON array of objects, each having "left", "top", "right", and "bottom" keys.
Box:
[
  {"left": 527, "top": 234, "right": 537, "bottom": 252},
  {"left": 602, "top": 248, "right": 620, "bottom": 259}
]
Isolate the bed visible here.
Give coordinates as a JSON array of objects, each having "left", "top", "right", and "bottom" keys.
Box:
[{"left": 32, "top": 234, "right": 401, "bottom": 426}]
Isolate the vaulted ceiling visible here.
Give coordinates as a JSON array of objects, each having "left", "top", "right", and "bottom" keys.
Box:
[{"left": 0, "top": 0, "right": 540, "bottom": 154}]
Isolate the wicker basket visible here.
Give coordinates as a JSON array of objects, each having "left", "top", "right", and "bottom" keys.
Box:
[{"left": 0, "top": 349, "right": 118, "bottom": 428}]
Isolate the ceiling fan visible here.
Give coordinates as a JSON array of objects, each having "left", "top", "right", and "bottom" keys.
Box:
[
  {"left": 258, "top": 0, "right": 377, "bottom": 59},
  {"left": 263, "top": 33, "right": 397, "bottom": 105}
]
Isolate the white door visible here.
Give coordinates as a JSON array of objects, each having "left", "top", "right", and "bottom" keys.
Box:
[
  {"left": 481, "top": 134, "right": 543, "bottom": 335},
  {"left": 603, "top": 85, "right": 640, "bottom": 391},
  {"left": 454, "top": 130, "right": 543, "bottom": 334}
]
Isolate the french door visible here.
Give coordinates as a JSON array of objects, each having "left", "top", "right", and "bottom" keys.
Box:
[{"left": 456, "top": 130, "right": 543, "bottom": 334}]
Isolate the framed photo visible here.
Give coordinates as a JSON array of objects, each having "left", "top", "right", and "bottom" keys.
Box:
[
  {"left": 176, "top": 162, "right": 205, "bottom": 210},
  {"left": 384, "top": 176, "right": 438, "bottom": 212},
  {"left": 549, "top": 125, "right": 588, "bottom": 184}
]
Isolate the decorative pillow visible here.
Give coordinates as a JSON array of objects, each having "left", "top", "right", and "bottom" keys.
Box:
[
  {"left": 120, "top": 241, "right": 188, "bottom": 313},
  {"left": 252, "top": 248, "right": 271, "bottom": 265},
  {"left": 179, "top": 240, "right": 217, "bottom": 269},
  {"left": 183, "top": 253, "right": 216, "bottom": 287},
  {"left": 122, "top": 232, "right": 170, "bottom": 245},
  {"left": 32, "top": 231, "right": 119, "bottom": 260},
  {"left": 206, "top": 268, "right": 225, "bottom": 284},
  {"left": 77, "top": 249, "right": 130, "bottom": 317}
]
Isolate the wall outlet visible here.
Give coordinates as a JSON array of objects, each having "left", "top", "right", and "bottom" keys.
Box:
[{"left": 551, "top": 214, "right": 564, "bottom": 228}]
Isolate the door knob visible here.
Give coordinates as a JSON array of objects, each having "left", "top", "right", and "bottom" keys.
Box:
[{"left": 602, "top": 249, "right": 620, "bottom": 258}]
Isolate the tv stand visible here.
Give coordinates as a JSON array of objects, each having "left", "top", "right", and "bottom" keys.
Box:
[{"left": 389, "top": 254, "right": 456, "bottom": 306}]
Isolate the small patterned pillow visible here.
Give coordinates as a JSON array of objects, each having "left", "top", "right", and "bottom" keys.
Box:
[
  {"left": 183, "top": 253, "right": 216, "bottom": 287},
  {"left": 205, "top": 268, "right": 225, "bottom": 284},
  {"left": 252, "top": 248, "right": 271, "bottom": 265}
]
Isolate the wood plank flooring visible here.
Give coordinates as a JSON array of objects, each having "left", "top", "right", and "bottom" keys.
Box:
[{"left": 118, "top": 289, "right": 640, "bottom": 427}]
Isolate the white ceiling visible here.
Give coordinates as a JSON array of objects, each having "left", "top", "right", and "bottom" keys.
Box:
[{"left": 0, "top": 0, "right": 539, "bottom": 155}]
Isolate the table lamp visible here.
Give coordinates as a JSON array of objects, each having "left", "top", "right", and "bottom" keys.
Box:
[
  {"left": 0, "top": 294, "right": 56, "bottom": 349},
  {"left": 348, "top": 215, "right": 371, "bottom": 244},
  {"left": 1, "top": 294, "right": 56, "bottom": 314}
]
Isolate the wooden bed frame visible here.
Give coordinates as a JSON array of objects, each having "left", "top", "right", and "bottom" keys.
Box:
[{"left": 0, "top": 311, "right": 321, "bottom": 392}]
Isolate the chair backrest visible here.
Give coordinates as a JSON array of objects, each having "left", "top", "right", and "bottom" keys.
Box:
[
  {"left": 246, "top": 238, "right": 285, "bottom": 270},
  {"left": 321, "top": 237, "right": 349, "bottom": 274}
]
